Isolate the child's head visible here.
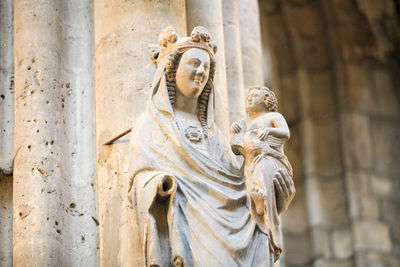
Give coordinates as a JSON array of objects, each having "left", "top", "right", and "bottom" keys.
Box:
[{"left": 246, "top": 86, "right": 278, "bottom": 115}]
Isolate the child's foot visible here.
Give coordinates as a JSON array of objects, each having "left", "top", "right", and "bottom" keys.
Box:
[{"left": 250, "top": 186, "right": 266, "bottom": 215}]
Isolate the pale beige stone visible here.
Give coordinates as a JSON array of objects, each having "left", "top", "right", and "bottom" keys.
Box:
[
  {"left": 186, "top": 0, "right": 230, "bottom": 135},
  {"left": 345, "top": 171, "right": 379, "bottom": 219},
  {"left": 238, "top": 0, "right": 264, "bottom": 87},
  {"left": 306, "top": 176, "right": 348, "bottom": 227},
  {"left": 301, "top": 118, "right": 342, "bottom": 177},
  {"left": 341, "top": 63, "right": 375, "bottom": 113},
  {"left": 277, "top": 74, "right": 300, "bottom": 123},
  {"left": 283, "top": 233, "right": 313, "bottom": 265},
  {"left": 331, "top": 227, "right": 353, "bottom": 259},
  {"left": 0, "top": 0, "right": 13, "bottom": 176},
  {"left": 370, "top": 175, "right": 393, "bottom": 197},
  {"left": 222, "top": 0, "right": 245, "bottom": 124},
  {"left": 314, "top": 258, "right": 353, "bottom": 267},
  {"left": 282, "top": 183, "right": 308, "bottom": 234},
  {"left": 13, "top": 0, "right": 96, "bottom": 265},
  {"left": 341, "top": 112, "right": 373, "bottom": 170},
  {"left": 311, "top": 226, "right": 331, "bottom": 259},
  {"left": 353, "top": 220, "right": 392, "bottom": 253}
]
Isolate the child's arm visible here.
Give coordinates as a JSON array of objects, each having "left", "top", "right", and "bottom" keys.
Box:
[{"left": 258, "top": 113, "right": 290, "bottom": 141}]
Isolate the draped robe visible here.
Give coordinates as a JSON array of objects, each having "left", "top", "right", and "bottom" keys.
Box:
[{"left": 128, "top": 56, "right": 273, "bottom": 266}]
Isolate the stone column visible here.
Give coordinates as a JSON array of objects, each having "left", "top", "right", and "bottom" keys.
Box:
[
  {"left": 0, "top": 0, "right": 14, "bottom": 176},
  {"left": 94, "top": 1, "right": 186, "bottom": 265},
  {"left": 0, "top": 175, "right": 12, "bottom": 267},
  {"left": 0, "top": 1, "right": 14, "bottom": 265},
  {"left": 59, "top": 1, "right": 97, "bottom": 265},
  {"left": 238, "top": 0, "right": 264, "bottom": 88},
  {"left": 222, "top": 0, "right": 245, "bottom": 124},
  {"left": 13, "top": 0, "right": 96, "bottom": 265},
  {"left": 186, "top": 0, "right": 230, "bottom": 135}
]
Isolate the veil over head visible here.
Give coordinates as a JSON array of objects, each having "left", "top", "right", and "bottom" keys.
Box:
[{"left": 128, "top": 26, "right": 273, "bottom": 267}]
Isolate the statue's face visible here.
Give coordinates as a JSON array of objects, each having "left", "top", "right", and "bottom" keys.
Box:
[
  {"left": 176, "top": 48, "right": 210, "bottom": 99},
  {"left": 246, "top": 89, "right": 266, "bottom": 112}
]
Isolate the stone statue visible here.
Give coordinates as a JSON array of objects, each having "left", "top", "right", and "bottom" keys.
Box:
[
  {"left": 230, "top": 85, "right": 295, "bottom": 261},
  {"left": 128, "top": 26, "right": 295, "bottom": 266}
]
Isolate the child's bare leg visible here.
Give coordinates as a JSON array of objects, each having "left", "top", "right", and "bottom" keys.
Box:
[{"left": 250, "top": 185, "right": 266, "bottom": 215}]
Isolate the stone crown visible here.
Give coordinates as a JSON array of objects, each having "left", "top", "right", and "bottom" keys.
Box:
[{"left": 149, "top": 26, "right": 217, "bottom": 65}]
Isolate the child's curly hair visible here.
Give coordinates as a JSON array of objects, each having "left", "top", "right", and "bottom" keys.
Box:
[{"left": 248, "top": 86, "right": 278, "bottom": 112}]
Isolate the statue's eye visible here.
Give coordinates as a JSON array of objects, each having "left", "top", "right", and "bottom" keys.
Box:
[{"left": 189, "top": 59, "right": 200, "bottom": 67}]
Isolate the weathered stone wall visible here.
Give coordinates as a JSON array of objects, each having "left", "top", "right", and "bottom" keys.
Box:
[{"left": 260, "top": 0, "right": 400, "bottom": 266}]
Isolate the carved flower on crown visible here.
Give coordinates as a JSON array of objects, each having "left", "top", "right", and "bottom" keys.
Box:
[
  {"left": 184, "top": 125, "right": 202, "bottom": 143},
  {"left": 158, "top": 26, "right": 178, "bottom": 47}
]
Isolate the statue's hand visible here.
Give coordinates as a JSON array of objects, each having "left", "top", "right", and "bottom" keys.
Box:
[
  {"left": 230, "top": 121, "right": 242, "bottom": 134},
  {"left": 156, "top": 173, "right": 177, "bottom": 199},
  {"left": 273, "top": 169, "right": 295, "bottom": 214},
  {"left": 257, "top": 128, "right": 270, "bottom": 141}
]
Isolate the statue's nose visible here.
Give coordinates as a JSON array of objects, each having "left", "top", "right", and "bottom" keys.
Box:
[{"left": 196, "top": 64, "right": 205, "bottom": 75}]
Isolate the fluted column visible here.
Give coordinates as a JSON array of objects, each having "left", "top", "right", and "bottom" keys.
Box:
[
  {"left": 186, "top": 0, "right": 230, "bottom": 135},
  {"left": 58, "top": 1, "right": 97, "bottom": 265},
  {"left": 0, "top": 0, "right": 14, "bottom": 176},
  {"left": 222, "top": 0, "right": 245, "bottom": 124},
  {"left": 94, "top": 1, "right": 186, "bottom": 265},
  {"left": 238, "top": 0, "right": 264, "bottom": 88},
  {"left": 0, "top": 1, "right": 14, "bottom": 265},
  {"left": 13, "top": 0, "right": 96, "bottom": 265}
]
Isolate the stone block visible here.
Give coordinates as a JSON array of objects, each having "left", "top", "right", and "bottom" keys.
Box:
[
  {"left": 279, "top": 73, "right": 301, "bottom": 124},
  {"left": 331, "top": 226, "right": 353, "bottom": 259},
  {"left": 282, "top": 183, "right": 308, "bottom": 234},
  {"left": 340, "top": 112, "right": 373, "bottom": 170},
  {"left": 306, "top": 176, "right": 348, "bottom": 227},
  {"left": 341, "top": 63, "right": 375, "bottom": 113},
  {"left": 306, "top": 71, "right": 337, "bottom": 119},
  {"left": 313, "top": 258, "right": 353, "bottom": 267},
  {"left": 283, "top": 232, "right": 313, "bottom": 266},
  {"left": 345, "top": 171, "right": 379, "bottom": 219},
  {"left": 302, "top": 118, "right": 342, "bottom": 177},
  {"left": 372, "top": 67, "right": 399, "bottom": 117},
  {"left": 285, "top": 123, "right": 303, "bottom": 182},
  {"left": 370, "top": 174, "right": 394, "bottom": 198},
  {"left": 353, "top": 220, "right": 391, "bottom": 253},
  {"left": 380, "top": 199, "right": 400, "bottom": 241},
  {"left": 355, "top": 252, "right": 399, "bottom": 267},
  {"left": 311, "top": 226, "right": 331, "bottom": 259},
  {"left": 370, "top": 118, "right": 400, "bottom": 176}
]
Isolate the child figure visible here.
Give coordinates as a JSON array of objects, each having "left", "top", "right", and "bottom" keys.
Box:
[{"left": 230, "top": 85, "right": 294, "bottom": 260}]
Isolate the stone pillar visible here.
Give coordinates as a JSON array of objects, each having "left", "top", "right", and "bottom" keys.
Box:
[
  {"left": 0, "top": 176, "right": 12, "bottom": 267},
  {"left": 58, "top": 1, "right": 97, "bottom": 265},
  {"left": 0, "top": 0, "right": 14, "bottom": 176},
  {"left": 94, "top": 1, "right": 186, "bottom": 265},
  {"left": 222, "top": 0, "right": 245, "bottom": 124},
  {"left": 238, "top": 0, "right": 264, "bottom": 88},
  {"left": 0, "top": 1, "right": 14, "bottom": 264},
  {"left": 13, "top": 0, "right": 96, "bottom": 265},
  {"left": 186, "top": 0, "right": 230, "bottom": 135}
]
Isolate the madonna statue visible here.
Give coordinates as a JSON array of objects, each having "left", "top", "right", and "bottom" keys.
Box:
[{"left": 128, "top": 26, "right": 295, "bottom": 267}]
